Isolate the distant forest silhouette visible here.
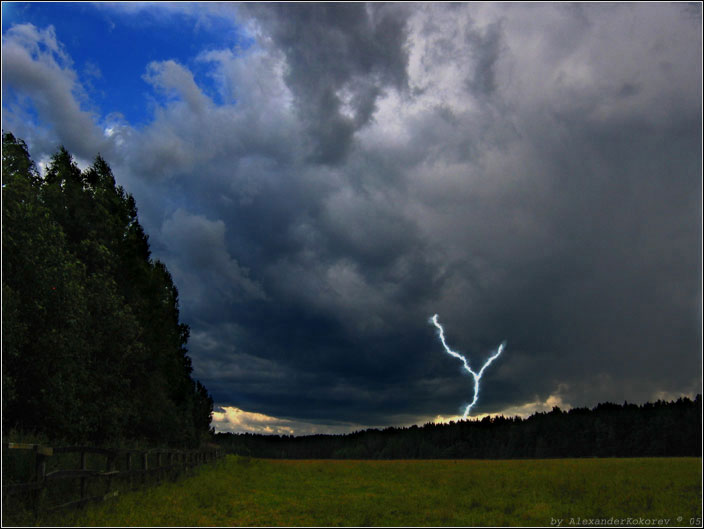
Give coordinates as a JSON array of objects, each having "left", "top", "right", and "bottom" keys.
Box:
[{"left": 215, "top": 396, "right": 702, "bottom": 459}]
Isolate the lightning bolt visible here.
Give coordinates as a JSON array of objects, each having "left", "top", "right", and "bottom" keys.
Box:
[{"left": 430, "top": 314, "right": 506, "bottom": 419}]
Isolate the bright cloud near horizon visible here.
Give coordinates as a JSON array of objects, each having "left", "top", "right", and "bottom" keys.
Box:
[{"left": 2, "top": 2, "right": 702, "bottom": 436}]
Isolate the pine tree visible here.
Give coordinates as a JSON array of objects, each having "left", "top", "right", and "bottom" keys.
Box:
[{"left": 2, "top": 132, "right": 215, "bottom": 447}]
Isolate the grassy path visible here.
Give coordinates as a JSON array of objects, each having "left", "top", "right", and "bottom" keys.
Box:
[{"left": 46, "top": 456, "right": 701, "bottom": 526}]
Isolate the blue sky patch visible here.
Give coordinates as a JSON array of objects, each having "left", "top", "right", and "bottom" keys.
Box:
[{"left": 2, "top": 2, "right": 252, "bottom": 125}]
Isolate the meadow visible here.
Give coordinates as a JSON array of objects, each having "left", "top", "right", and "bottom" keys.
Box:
[{"left": 45, "top": 456, "right": 701, "bottom": 527}]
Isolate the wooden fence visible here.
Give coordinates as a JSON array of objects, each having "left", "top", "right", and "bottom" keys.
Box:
[{"left": 2, "top": 442, "right": 223, "bottom": 520}]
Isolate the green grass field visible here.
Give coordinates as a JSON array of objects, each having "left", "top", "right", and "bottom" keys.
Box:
[{"left": 40, "top": 456, "right": 703, "bottom": 526}]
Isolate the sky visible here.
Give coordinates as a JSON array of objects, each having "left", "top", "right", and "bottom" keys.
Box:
[{"left": 2, "top": 2, "right": 702, "bottom": 436}]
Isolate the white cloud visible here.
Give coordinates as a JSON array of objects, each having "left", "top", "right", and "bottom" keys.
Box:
[
  {"left": 212, "top": 406, "right": 366, "bottom": 436},
  {"left": 143, "top": 60, "right": 211, "bottom": 114},
  {"left": 1, "top": 23, "right": 108, "bottom": 159}
]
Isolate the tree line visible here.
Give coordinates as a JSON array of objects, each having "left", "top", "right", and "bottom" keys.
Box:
[
  {"left": 215, "top": 396, "right": 702, "bottom": 459},
  {"left": 2, "top": 132, "right": 213, "bottom": 447}
]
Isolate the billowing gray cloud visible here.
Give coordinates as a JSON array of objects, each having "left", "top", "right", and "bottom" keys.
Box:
[
  {"left": 241, "top": 2, "right": 411, "bottom": 164},
  {"left": 1, "top": 24, "right": 110, "bottom": 159},
  {"left": 2, "top": 3, "right": 701, "bottom": 431},
  {"left": 160, "top": 208, "right": 266, "bottom": 310}
]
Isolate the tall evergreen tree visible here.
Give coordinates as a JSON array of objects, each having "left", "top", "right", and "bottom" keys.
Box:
[
  {"left": 2, "top": 134, "right": 92, "bottom": 439},
  {"left": 2, "top": 132, "right": 214, "bottom": 447}
]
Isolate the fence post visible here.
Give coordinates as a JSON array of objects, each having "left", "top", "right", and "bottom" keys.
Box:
[
  {"left": 106, "top": 452, "right": 115, "bottom": 494},
  {"left": 127, "top": 452, "right": 133, "bottom": 490},
  {"left": 142, "top": 452, "right": 148, "bottom": 487},
  {"left": 168, "top": 452, "right": 174, "bottom": 481},
  {"left": 80, "top": 450, "right": 87, "bottom": 501},
  {"left": 33, "top": 446, "right": 47, "bottom": 520}
]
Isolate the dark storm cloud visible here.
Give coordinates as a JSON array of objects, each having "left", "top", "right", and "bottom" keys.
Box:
[
  {"left": 465, "top": 19, "right": 503, "bottom": 98},
  {"left": 241, "top": 2, "right": 411, "bottom": 164},
  {"left": 2, "top": 3, "right": 701, "bottom": 429}
]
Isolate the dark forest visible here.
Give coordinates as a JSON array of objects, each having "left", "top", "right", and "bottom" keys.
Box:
[
  {"left": 215, "top": 396, "right": 702, "bottom": 459},
  {"left": 2, "top": 132, "right": 213, "bottom": 448}
]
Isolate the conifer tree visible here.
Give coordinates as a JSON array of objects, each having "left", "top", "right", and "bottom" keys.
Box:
[{"left": 2, "top": 132, "right": 214, "bottom": 446}]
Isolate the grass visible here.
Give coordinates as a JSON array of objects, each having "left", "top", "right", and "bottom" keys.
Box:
[{"left": 29, "top": 456, "right": 704, "bottom": 526}]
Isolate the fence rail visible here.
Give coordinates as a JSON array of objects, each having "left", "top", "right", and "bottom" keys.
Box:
[{"left": 2, "top": 442, "right": 223, "bottom": 520}]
